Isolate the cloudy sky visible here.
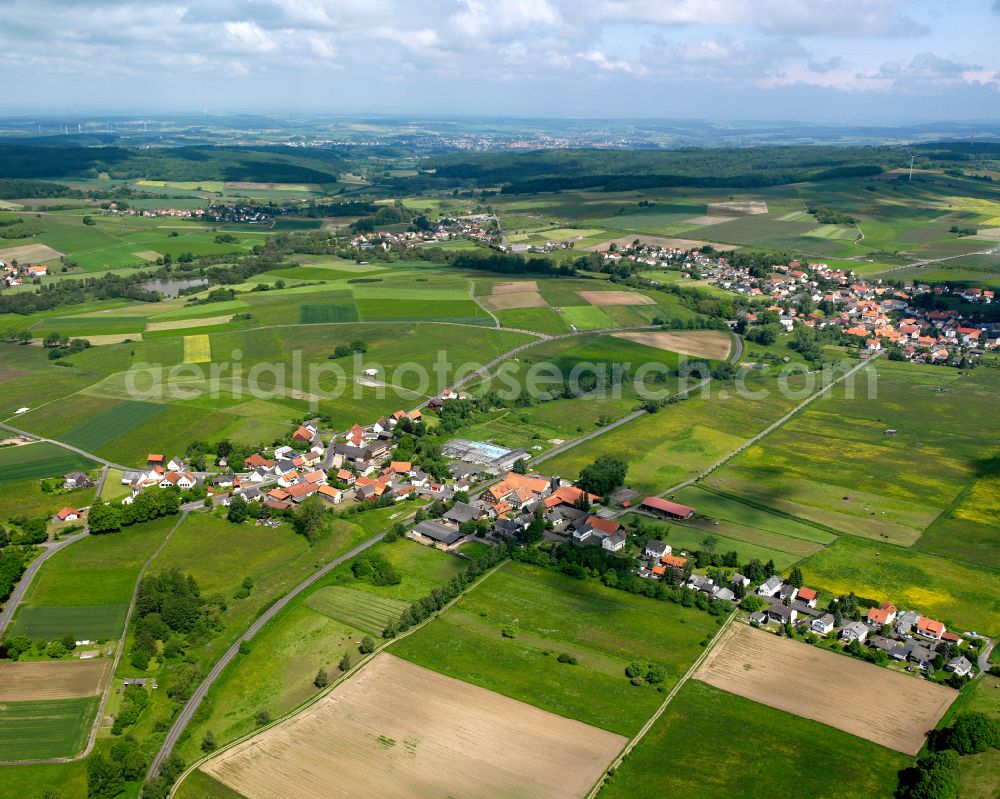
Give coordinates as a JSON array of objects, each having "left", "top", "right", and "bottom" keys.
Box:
[{"left": 4, "top": 0, "right": 999, "bottom": 121}]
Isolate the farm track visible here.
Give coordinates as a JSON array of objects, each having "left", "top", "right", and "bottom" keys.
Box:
[
  {"left": 583, "top": 610, "right": 736, "bottom": 799},
  {"left": 613, "top": 352, "right": 882, "bottom": 517},
  {"left": 0, "top": 508, "right": 189, "bottom": 766}
]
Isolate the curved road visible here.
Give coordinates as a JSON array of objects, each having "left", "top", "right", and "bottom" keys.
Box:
[
  {"left": 147, "top": 528, "right": 392, "bottom": 779},
  {"left": 0, "top": 530, "right": 88, "bottom": 636},
  {"left": 0, "top": 509, "right": 189, "bottom": 767}
]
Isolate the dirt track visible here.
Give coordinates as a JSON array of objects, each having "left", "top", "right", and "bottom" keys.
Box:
[
  {"left": 695, "top": 623, "right": 956, "bottom": 755},
  {"left": 202, "top": 653, "right": 625, "bottom": 799}
]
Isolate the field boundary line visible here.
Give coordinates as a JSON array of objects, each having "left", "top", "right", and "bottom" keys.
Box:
[
  {"left": 693, "top": 484, "right": 844, "bottom": 539},
  {"left": 584, "top": 609, "right": 737, "bottom": 799},
  {"left": 621, "top": 352, "right": 882, "bottom": 514},
  {"left": 468, "top": 277, "right": 501, "bottom": 328},
  {"left": 0, "top": 508, "right": 189, "bottom": 767},
  {"left": 167, "top": 557, "right": 511, "bottom": 798}
]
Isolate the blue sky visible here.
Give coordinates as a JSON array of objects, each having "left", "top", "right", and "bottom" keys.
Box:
[{"left": 4, "top": 0, "right": 999, "bottom": 121}]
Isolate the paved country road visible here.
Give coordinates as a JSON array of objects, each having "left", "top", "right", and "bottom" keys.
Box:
[
  {"left": 146, "top": 527, "right": 394, "bottom": 780},
  {"left": 0, "top": 530, "right": 88, "bottom": 637},
  {"left": 0, "top": 509, "right": 189, "bottom": 767}
]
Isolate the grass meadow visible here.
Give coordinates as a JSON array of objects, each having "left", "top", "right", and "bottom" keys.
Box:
[
  {"left": 708, "top": 362, "right": 1000, "bottom": 548},
  {"left": 0, "top": 697, "right": 98, "bottom": 760},
  {"left": 12, "top": 515, "right": 176, "bottom": 639},
  {"left": 391, "top": 561, "right": 721, "bottom": 736},
  {"left": 800, "top": 536, "right": 1000, "bottom": 636},
  {"left": 598, "top": 680, "right": 906, "bottom": 799},
  {"left": 0, "top": 443, "right": 96, "bottom": 484}
]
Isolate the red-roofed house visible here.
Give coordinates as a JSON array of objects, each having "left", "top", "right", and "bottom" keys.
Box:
[
  {"left": 660, "top": 554, "right": 688, "bottom": 569},
  {"left": 917, "top": 617, "right": 946, "bottom": 640},
  {"left": 867, "top": 602, "right": 898, "bottom": 626},
  {"left": 55, "top": 507, "right": 79, "bottom": 522},
  {"left": 796, "top": 587, "right": 818, "bottom": 607}
]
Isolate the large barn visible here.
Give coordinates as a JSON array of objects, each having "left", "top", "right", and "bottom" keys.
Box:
[{"left": 640, "top": 497, "right": 695, "bottom": 520}]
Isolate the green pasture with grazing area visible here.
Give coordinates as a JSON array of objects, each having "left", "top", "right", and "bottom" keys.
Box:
[
  {"left": 620, "top": 514, "right": 809, "bottom": 571},
  {"left": 15, "top": 515, "right": 175, "bottom": 608},
  {"left": 915, "top": 465, "right": 1000, "bottom": 570},
  {"left": 0, "top": 478, "right": 95, "bottom": 522},
  {"left": 0, "top": 442, "right": 96, "bottom": 484},
  {"left": 12, "top": 603, "right": 128, "bottom": 641},
  {"left": 0, "top": 697, "right": 98, "bottom": 760},
  {"left": 543, "top": 374, "right": 805, "bottom": 496},
  {"left": 709, "top": 361, "right": 1000, "bottom": 547},
  {"left": 800, "top": 536, "right": 1000, "bottom": 636},
  {"left": 303, "top": 586, "right": 409, "bottom": 636},
  {"left": 494, "top": 307, "right": 570, "bottom": 335},
  {"left": 391, "top": 560, "right": 721, "bottom": 736},
  {"left": 0, "top": 762, "right": 86, "bottom": 799},
  {"left": 598, "top": 680, "right": 906, "bottom": 799}
]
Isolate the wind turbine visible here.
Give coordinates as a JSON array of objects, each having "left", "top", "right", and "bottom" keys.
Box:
[{"left": 908, "top": 153, "right": 916, "bottom": 182}]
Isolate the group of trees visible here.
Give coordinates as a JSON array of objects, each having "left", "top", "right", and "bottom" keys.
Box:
[
  {"left": 381, "top": 543, "right": 511, "bottom": 639},
  {"left": 328, "top": 340, "right": 368, "bottom": 359},
  {"left": 577, "top": 455, "right": 628, "bottom": 497},
  {"left": 86, "top": 736, "right": 150, "bottom": 799},
  {"left": 351, "top": 550, "right": 401, "bottom": 586},
  {"left": 129, "top": 569, "right": 209, "bottom": 672},
  {"left": 0, "top": 547, "right": 28, "bottom": 605},
  {"left": 897, "top": 712, "right": 1000, "bottom": 799},
  {"left": 87, "top": 491, "right": 180, "bottom": 534}
]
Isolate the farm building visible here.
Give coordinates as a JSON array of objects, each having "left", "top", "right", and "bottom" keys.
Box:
[
  {"left": 411, "top": 520, "right": 464, "bottom": 548},
  {"left": 640, "top": 496, "right": 695, "bottom": 520}
]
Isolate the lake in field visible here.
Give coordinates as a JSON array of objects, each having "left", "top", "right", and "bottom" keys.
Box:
[{"left": 139, "top": 278, "right": 207, "bottom": 297}]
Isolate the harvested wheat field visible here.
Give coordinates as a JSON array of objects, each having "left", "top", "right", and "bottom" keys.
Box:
[
  {"left": 0, "top": 243, "right": 64, "bottom": 263},
  {"left": 686, "top": 215, "right": 735, "bottom": 226},
  {"left": 201, "top": 653, "right": 625, "bottom": 799},
  {"left": 0, "top": 659, "right": 110, "bottom": 701},
  {"left": 493, "top": 280, "right": 539, "bottom": 294},
  {"left": 695, "top": 624, "right": 955, "bottom": 754},
  {"left": 613, "top": 330, "right": 732, "bottom": 361},
  {"left": 707, "top": 200, "right": 768, "bottom": 215},
  {"left": 133, "top": 250, "right": 162, "bottom": 261},
  {"left": 80, "top": 333, "right": 144, "bottom": 346},
  {"left": 146, "top": 315, "right": 232, "bottom": 332},
  {"left": 483, "top": 292, "right": 549, "bottom": 310},
  {"left": 577, "top": 290, "right": 655, "bottom": 307}
]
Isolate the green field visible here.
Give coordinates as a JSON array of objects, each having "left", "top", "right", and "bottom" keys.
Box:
[
  {"left": 710, "top": 361, "right": 1000, "bottom": 547},
  {"left": 620, "top": 514, "right": 810, "bottom": 570},
  {"left": 0, "top": 697, "right": 98, "bottom": 760},
  {"left": 391, "top": 561, "right": 721, "bottom": 736},
  {"left": 176, "top": 770, "right": 248, "bottom": 799},
  {"left": 598, "top": 680, "right": 906, "bottom": 799},
  {"left": 304, "top": 586, "right": 409, "bottom": 636},
  {"left": 0, "top": 478, "right": 96, "bottom": 522},
  {"left": 561, "top": 305, "right": 614, "bottom": 330},
  {"left": 60, "top": 400, "right": 166, "bottom": 451},
  {"left": 543, "top": 375, "right": 805, "bottom": 495},
  {"left": 0, "top": 442, "right": 96, "bottom": 484},
  {"left": 800, "top": 536, "right": 1000, "bottom": 636},
  {"left": 14, "top": 515, "right": 175, "bottom": 614},
  {"left": 13, "top": 603, "right": 128, "bottom": 641}
]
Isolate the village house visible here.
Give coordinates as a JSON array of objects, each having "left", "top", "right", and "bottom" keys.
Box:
[
  {"left": 644, "top": 540, "right": 672, "bottom": 559},
  {"left": 756, "top": 575, "right": 784, "bottom": 598},
  {"left": 916, "top": 617, "right": 946, "bottom": 640},
  {"left": 866, "top": 601, "right": 898, "bottom": 626},
  {"left": 811, "top": 614, "right": 835, "bottom": 635},
  {"left": 54, "top": 507, "right": 79, "bottom": 522},
  {"left": 945, "top": 656, "right": 973, "bottom": 678},
  {"left": 840, "top": 621, "right": 869, "bottom": 643}
]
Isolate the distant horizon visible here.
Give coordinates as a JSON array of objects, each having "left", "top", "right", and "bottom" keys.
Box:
[{"left": 3, "top": 1, "right": 998, "bottom": 123}]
